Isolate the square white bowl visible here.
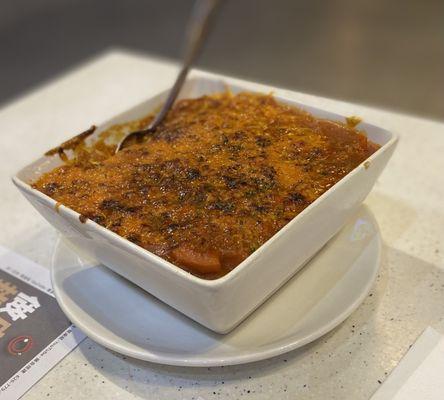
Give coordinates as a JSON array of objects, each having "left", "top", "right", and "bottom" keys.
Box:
[{"left": 12, "top": 72, "right": 397, "bottom": 333}]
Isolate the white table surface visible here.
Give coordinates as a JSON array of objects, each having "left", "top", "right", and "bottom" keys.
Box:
[{"left": 1, "top": 50, "right": 443, "bottom": 400}]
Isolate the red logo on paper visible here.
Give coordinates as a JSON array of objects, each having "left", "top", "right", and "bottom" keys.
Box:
[{"left": 7, "top": 335, "right": 33, "bottom": 356}]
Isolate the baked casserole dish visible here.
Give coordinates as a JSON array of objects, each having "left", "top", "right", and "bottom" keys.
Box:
[{"left": 13, "top": 74, "right": 397, "bottom": 332}]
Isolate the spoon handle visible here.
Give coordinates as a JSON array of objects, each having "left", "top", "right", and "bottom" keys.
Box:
[{"left": 148, "top": 0, "right": 221, "bottom": 131}]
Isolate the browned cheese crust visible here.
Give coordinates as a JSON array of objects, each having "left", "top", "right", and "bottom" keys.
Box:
[{"left": 33, "top": 92, "right": 379, "bottom": 279}]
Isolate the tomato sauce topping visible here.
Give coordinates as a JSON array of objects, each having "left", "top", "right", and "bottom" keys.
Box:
[{"left": 33, "top": 92, "right": 379, "bottom": 279}]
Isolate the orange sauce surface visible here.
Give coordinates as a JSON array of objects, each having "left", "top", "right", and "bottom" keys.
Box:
[{"left": 33, "top": 92, "right": 379, "bottom": 279}]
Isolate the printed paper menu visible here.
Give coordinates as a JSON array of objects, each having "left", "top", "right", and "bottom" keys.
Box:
[{"left": 0, "top": 246, "right": 85, "bottom": 400}]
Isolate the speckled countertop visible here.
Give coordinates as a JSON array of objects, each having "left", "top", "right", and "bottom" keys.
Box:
[{"left": 0, "top": 51, "right": 443, "bottom": 400}]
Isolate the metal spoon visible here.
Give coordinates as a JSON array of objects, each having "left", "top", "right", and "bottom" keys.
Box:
[{"left": 115, "top": 0, "right": 220, "bottom": 152}]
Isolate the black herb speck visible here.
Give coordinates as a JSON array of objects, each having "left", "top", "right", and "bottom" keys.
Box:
[
  {"left": 256, "top": 136, "right": 271, "bottom": 147},
  {"left": 166, "top": 223, "right": 180, "bottom": 234},
  {"left": 253, "top": 204, "right": 268, "bottom": 213},
  {"left": 209, "top": 201, "right": 235, "bottom": 213},
  {"left": 289, "top": 192, "right": 306, "bottom": 204},
  {"left": 223, "top": 175, "right": 241, "bottom": 189},
  {"left": 186, "top": 168, "right": 201, "bottom": 180}
]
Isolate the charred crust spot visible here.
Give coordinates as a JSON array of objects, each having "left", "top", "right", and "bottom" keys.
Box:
[
  {"left": 109, "top": 218, "right": 123, "bottom": 229},
  {"left": 261, "top": 165, "right": 276, "bottom": 180},
  {"left": 154, "top": 128, "right": 182, "bottom": 143},
  {"left": 99, "top": 199, "right": 139, "bottom": 213},
  {"left": 166, "top": 223, "right": 180, "bottom": 234},
  {"left": 127, "top": 233, "right": 141, "bottom": 244},
  {"left": 289, "top": 192, "right": 306, "bottom": 204},
  {"left": 208, "top": 201, "right": 235, "bottom": 213},
  {"left": 253, "top": 204, "right": 268, "bottom": 213},
  {"left": 233, "top": 131, "right": 246, "bottom": 140},
  {"left": 43, "top": 182, "right": 59, "bottom": 195},
  {"left": 252, "top": 176, "right": 276, "bottom": 191},
  {"left": 90, "top": 215, "right": 105, "bottom": 224},
  {"left": 100, "top": 199, "right": 122, "bottom": 211},
  {"left": 186, "top": 168, "right": 201, "bottom": 180},
  {"left": 223, "top": 175, "right": 240, "bottom": 189},
  {"left": 256, "top": 136, "right": 271, "bottom": 147},
  {"left": 191, "top": 188, "right": 207, "bottom": 204}
]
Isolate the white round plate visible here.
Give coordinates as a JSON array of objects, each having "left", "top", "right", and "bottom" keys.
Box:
[{"left": 51, "top": 206, "right": 380, "bottom": 367}]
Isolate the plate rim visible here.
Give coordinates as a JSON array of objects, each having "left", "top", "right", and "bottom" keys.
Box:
[{"left": 50, "top": 209, "right": 381, "bottom": 367}]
